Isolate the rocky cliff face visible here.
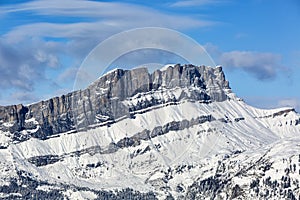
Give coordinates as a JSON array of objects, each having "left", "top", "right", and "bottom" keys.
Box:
[
  {"left": 0, "top": 64, "right": 299, "bottom": 200},
  {"left": 0, "top": 64, "right": 230, "bottom": 141}
]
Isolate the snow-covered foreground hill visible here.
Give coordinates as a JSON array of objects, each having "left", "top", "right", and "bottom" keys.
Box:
[{"left": 0, "top": 64, "right": 299, "bottom": 199}]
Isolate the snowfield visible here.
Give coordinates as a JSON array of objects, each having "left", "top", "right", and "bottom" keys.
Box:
[
  {"left": 0, "top": 65, "right": 299, "bottom": 199},
  {"left": 1, "top": 97, "right": 300, "bottom": 199}
]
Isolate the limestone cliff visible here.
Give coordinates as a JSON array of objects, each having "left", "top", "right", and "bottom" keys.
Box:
[{"left": 0, "top": 64, "right": 230, "bottom": 141}]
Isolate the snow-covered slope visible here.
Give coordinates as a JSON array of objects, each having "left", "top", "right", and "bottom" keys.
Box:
[{"left": 0, "top": 64, "right": 299, "bottom": 199}]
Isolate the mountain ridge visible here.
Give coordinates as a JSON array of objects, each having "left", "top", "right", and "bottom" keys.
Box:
[
  {"left": 0, "top": 64, "right": 299, "bottom": 199},
  {"left": 0, "top": 64, "right": 230, "bottom": 142}
]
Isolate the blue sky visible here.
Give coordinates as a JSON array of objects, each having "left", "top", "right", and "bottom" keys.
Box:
[{"left": 0, "top": 0, "right": 299, "bottom": 111}]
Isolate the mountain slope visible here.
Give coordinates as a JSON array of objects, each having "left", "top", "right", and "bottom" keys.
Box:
[{"left": 0, "top": 64, "right": 299, "bottom": 199}]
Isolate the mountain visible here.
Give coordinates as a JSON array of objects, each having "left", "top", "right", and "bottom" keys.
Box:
[{"left": 0, "top": 64, "right": 299, "bottom": 199}]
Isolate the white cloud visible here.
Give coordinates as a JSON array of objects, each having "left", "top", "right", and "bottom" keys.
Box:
[
  {"left": 2, "top": 0, "right": 214, "bottom": 44},
  {"left": 278, "top": 98, "right": 300, "bottom": 112},
  {"left": 170, "top": 0, "right": 225, "bottom": 7},
  {"left": 34, "top": 50, "right": 59, "bottom": 68},
  {"left": 0, "top": 38, "right": 62, "bottom": 91},
  {"left": 204, "top": 43, "right": 286, "bottom": 80},
  {"left": 220, "top": 51, "right": 283, "bottom": 80},
  {"left": 2, "top": 0, "right": 157, "bottom": 18},
  {"left": 1, "top": 0, "right": 216, "bottom": 70},
  {"left": 0, "top": 0, "right": 218, "bottom": 105}
]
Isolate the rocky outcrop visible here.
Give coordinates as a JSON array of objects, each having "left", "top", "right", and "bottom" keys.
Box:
[{"left": 0, "top": 64, "right": 230, "bottom": 141}]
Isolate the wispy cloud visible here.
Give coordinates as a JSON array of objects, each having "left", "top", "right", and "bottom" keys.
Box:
[
  {"left": 170, "top": 0, "right": 225, "bottom": 7},
  {"left": 204, "top": 43, "right": 286, "bottom": 81},
  {"left": 220, "top": 51, "right": 283, "bottom": 80},
  {"left": 0, "top": 38, "right": 61, "bottom": 91},
  {"left": 278, "top": 98, "right": 300, "bottom": 112},
  {"left": 0, "top": 0, "right": 219, "bottom": 105},
  {"left": 1, "top": 0, "right": 150, "bottom": 16},
  {"left": 2, "top": 0, "right": 213, "bottom": 38},
  {"left": 1, "top": 0, "right": 216, "bottom": 58}
]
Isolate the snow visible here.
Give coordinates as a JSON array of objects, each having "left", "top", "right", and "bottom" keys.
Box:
[
  {"left": 63, "top": 190, "right": 98, "bottom": 200},
  {"left": 36, "top": 185, "right": 61, "bottom": 192},
  {"left": 101, "top": 68, "right": 120, "bottom": 77},
  {"left": 0, "top": 85, "right": 300, "bottom": 198},
  {"left": 25, "top": 118, "right": 39, "bottom": 125},
  {"left": 160, "top": 64, "right": 177, "bottom": 71},
  {"left": 2, "top": 122, "right": 14, "bottom": 127},
  {"left": 0, "top": 131, "right": 11, "bottom": 148},
  {"left": 0, "top": 193, "right": 22, "bottom": 198}
]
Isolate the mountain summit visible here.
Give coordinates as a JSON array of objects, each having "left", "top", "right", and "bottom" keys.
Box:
[
  {"left": 0, "top": 64, "right": 299, "bottom": 199},
  {"left": 0, "top": 64, "right": 230, "bottom": 142}
]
